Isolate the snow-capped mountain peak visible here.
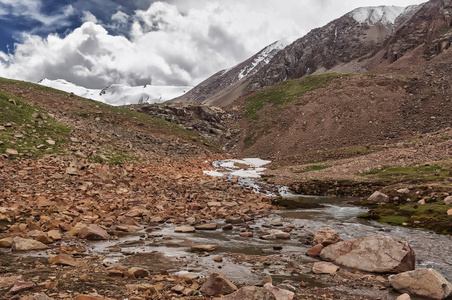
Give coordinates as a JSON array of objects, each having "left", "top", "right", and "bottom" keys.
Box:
[
  {"left": 38, "top": 78, "right": 192, "bottom": 106},
  {"left": 350, "top": 6, "right": 406, "bottom": 25}
]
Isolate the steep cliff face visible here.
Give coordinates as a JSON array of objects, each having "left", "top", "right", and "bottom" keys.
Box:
[{"left": 383, "top": 0, "right": 451, "bottom": 61}]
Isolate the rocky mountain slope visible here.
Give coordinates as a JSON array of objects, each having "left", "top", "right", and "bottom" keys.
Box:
[{"left": 173, "top": 0, "right": 451, "bottom": 107}]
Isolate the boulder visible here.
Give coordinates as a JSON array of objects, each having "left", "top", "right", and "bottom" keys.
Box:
[
  {"left": 78, "top": 224, "right": 110, "bottom": 240},
  {"left": 320, "top": 235, "right": 415, "bottom": 273},
  {"left": 312, "top": 227, "right": 342, "bottom": 246},
  {"left": 264, "top": 283, "right": 295, "bottom": 300},
  {"left": 222, "top": 286, "right": 276, "bottom": 300},
  {"left": 200, "top": 271, "right": 237, "bottom": 296},
  {"left": 49, "top": 254, "right": 78, "bottom": 267},
  {"left": 312, "top": 262, "right": 339, "bottom": 274},
  {"left": 368, "top": 191, "right": 390, "bottom": 203},
  {"left": 261, "top": 230, "right": 290, "bottom": 240},
  {"left": 306, "top": 244, "right": 324, "bottom": 257},
  {"left": 5, "top": 148, "right": 19, "bottom": 157},
  {"left": 389, "top": 268, "right": 452, "bottom": 300},
  {"left": 11, "top": 237, "right": 48, "bottom": 251},
  {"left": 174, "top": 225, "right": 196, "bottom": 233},
  {"left": 125, "top": 267, "right": 150, "bottom": 279}
]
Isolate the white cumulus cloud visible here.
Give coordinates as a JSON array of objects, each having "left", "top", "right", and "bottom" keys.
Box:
[{"left": 0, "top": 0, "right": 427, "bottom": 89}]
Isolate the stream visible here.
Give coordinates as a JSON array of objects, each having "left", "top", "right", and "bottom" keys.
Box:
[{"left": 6, "top": 158, "right": 452, "bottom": 294}]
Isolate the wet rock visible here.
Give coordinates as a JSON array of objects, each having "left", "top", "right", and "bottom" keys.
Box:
[
  {"left": 191, "top": 244, "right": 217, "bottom": 252},
  {"left": 306, "top": 244, "right": 323, "bottom": 257},
  {"left": 222, "top": 286, "right": 276, "bottom": 300},
  {"left": 261, "top": 230, "right": 290, "bottom": 240},
  {"left": 273, "top": 245, "right": 283, "bottom": 250},
  {"left": 320, "top": 235, "right": 415, "bottom": 273},
  {"left": 200, "top": 271, "right": 238, "bottom": 296},
  {"left": 174, "top": 225, "right": 196, "bottom": 233},
  {"left": 312, "top": 227, "right": 342, "bottom": 246},
  {"left": 397, "top": 294, "right": 411, "bottom": 300},
  {"left": 11, "top": 237, "right": 47, "bottom": 251},
  {"left": 194, "top": 224, "right": 218, "bottom": 230},
  {"left": 240, "top": 232, "right": 253, "bottom": 237},
  {"left": 264, "top": 283, "right": 295, "bottom": 300},
  {"left": 125, "top": 267, "right": 150, "bottom": 279},
  {"left": 225, "top": 216, "right": 244, "bottom": 224},
  {"left": 389, "top": 268, "right": 452, "bottom": 300},
  {"left": 222, "top": 224, "right": 233, "bottom": 230},
  {"left": 10, "top": 280, "right": 36, "bottom": 294},
  {"left": 78, "top": 224, "right": 110, "bottom": 240},
  {"left": 444, "top": 196, "right": 452, "bottom": 205},
  {"left": 49, "top": 254, "right": 78, "bottom": 267},
  {"left": 277, "top": 284, "right": 297, "bottom": 293},
  {"left": 368, "top": 191, "right": 390, "bottom": 203},
  {"left": 312, "top": 262, "right": 339, "bottom": 274}
]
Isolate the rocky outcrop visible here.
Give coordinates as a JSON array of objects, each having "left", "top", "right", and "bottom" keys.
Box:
[
  {"left": 389, "top": 268, "right": 452, "bottom": 299},
  {"left": 320, "top": 235, "right": 415, "bottom": 273}
]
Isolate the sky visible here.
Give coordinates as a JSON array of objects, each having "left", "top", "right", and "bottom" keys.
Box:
[{"left": 0, "top": 0, "right": 427, "bottom": 89}]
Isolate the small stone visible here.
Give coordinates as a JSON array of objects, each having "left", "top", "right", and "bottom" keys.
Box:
[
  {"left": 0, "top": 236, "right": 14, "bottom": 248},
  {"left": 397, "top": 188, "right": 410, "bottom": 194},
  {"left": 397, "top": 293, "right": 411, "bottom": 300},
  {"left": 78, "top": 224, "right": 110, "bottom": 240},
  {"left": 222, "top": 224, "right": 233, "bottom": 230},
  {"left": 312, "top": 262, "right": 339, "bottom": 275},
  {"left": 418, "top": 199, "right": 426, "bottom": 205},
  {"left": 35, "top": 233, "right": 53, "bottom": 244},
  {"left": 194, "top": 224, "right": 218, "bottom": 230},
  {"left": 200, "top": 271, "right": 238, "bottom": 296},
  {"left": 213, "top": 256, "right": 223, "bottom": 262},
  {"left": 49, "top": 254, "right": 78, "bottom": 267},
  {"left": 312, "top": 227, "right": 342, "bottom": 246},
  {"left": 10, "top": 280, "right": 36, "bottom": 294},
  {"left": 240, "top": 232, "right": 253, "bottom": 237},
  {"left": 66, "top": 167, "right": 78, "bottom": 175},
  {"left": 174, "top": 225, "right": 196, "bottom": 233},
  {"left": 368, "top": 191, "right": 390, "bottom": 203},
  {"left": 191, "top": 244, "right": 217, "bottom": 252},
  {"left": 306, "top": 244, "right": 324, "bottom": 257},
  {"left": 5, "top": 148, "right": 19, "bottom": 157},
  {"left": 11, "top": 237, "right": 47, "bottom": 251},
  {"left": 46, "top": 139, "right": 56, "bottom": 145},
  {"left": 273, "top": 245, "right": 283, "bottom": 250},
  {"left": 444, "top": 196, "right": 452, "bottom": 205},
  {"left": 447, "top": 209, "right": 452, "bottom": 216},
  {"left": 257, "top": 275, "right": 273, "bottom": 287},
  {"left": 171, "top": 284, "right": 185, "bottom": 294},
  {"left": 125, "top": 267, "right": 150, "bottom": 278}
]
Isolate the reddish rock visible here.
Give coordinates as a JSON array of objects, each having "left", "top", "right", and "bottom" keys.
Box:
[
  {"left": 11, "top": 237, "right": 47, "bottom": 251},
  {"left": 10, "top": 280, "right": 36, "bottom": 294},
  {"left": 49, "top": 254, "right": 78, "bottom": 267},
  {"left": 78, "top": 224, "right": 110, "bottom": 240},
  {"left": 312, "top": 262, "right": 339, "bottom": 275},
  {"left": 222, "top": 286, "right": 276, "bottom": 300},
  {"left": 200, "top": 271, "right": 238, "bottom": 296},
  {"left": 306, "top": 244, "right": 324, "bottom": 257},
  {"left": 312, "top": 227, "right": 342, "bottom": 246}
]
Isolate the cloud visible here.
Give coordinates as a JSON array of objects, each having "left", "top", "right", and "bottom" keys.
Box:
[{"left": 0, "top": 0, "right": 427, "bottom": 88}]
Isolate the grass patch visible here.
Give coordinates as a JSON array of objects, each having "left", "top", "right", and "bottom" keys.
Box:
[
  {"left": 291, "top": 165, "right": 331, "bottom": 173},
  {"left": 245, "top": 73, "right": 347, "bottom": 121},
  {"left": 360, "top": 201, "right": 452, "bottom": 234},
  {"left": 364, "top": 164, "right": 450, "bottom": 182},
  {"left": 0, "top": 89, "right": 70, "bottom": 158}
]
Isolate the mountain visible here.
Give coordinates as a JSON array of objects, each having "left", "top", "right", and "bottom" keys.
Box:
[
  {"left": 170, "top": 39, "right": 292, "bottom": 106},
  {"left": 38, "top": 78, "right": 191, "bottom": 106},
  {"left": 171, "top": 5, "right": 427, "bottom": 107}
]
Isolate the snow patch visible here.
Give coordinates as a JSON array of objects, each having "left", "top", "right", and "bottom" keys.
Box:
[
  {"left": 350, "top": 6, "right": 406, "bottom": 25},
  {"left": 237, "top": 38, "right": 294, "bottom": 80},
  {"left": 38, "top": 78, "right": 192, "bottom": 106}
]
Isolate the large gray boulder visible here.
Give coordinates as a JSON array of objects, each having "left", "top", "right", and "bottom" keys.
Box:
[
  {"left": 320, "top": 235, "right": 415, "bottom": 273},
  {"left": 368, "top": 191, "right": 390, "bottom": 203},
  {"left": 389, "top": 268, "right": 452, "bottom": 300}
]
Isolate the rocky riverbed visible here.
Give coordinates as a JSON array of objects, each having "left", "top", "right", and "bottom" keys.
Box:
[{"left": 2, "top": 157, "right": 452, "bottom": 300}]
